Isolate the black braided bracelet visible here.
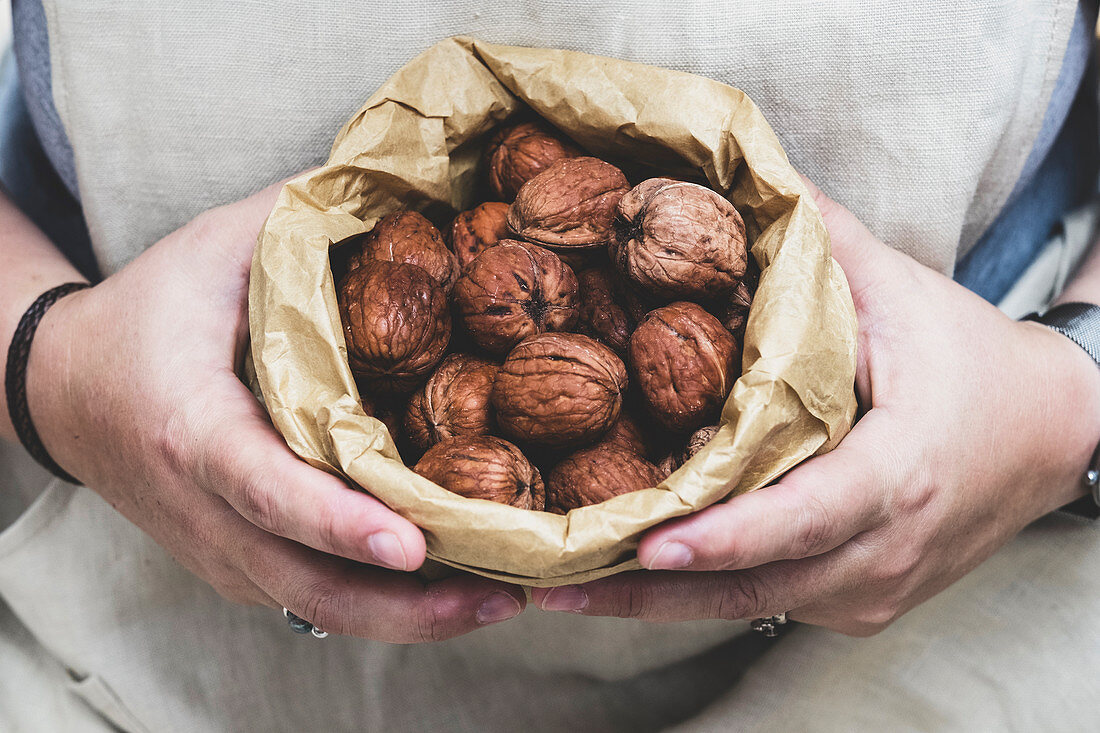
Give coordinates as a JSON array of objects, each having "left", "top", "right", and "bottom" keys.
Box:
[{"left": 5, "top": 282, "right": 90, "bottom": 484}]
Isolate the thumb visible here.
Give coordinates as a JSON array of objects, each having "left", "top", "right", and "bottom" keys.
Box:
[
  {"left": 639, "top": 410, "right": 899, "bottom": 571},
  {"left": 799, "top": 174, "right": 904, "bottom": 296},
  {"left": 214, "top": 170, "right": 314, "bottom": 255},
  {"left": 195, "top": 371, "right": 428, "bottom": 571}
]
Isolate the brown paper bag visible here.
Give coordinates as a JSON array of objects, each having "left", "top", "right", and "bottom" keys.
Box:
[{"left": 249, "top": 37, "right": 858, "bottom": 587}]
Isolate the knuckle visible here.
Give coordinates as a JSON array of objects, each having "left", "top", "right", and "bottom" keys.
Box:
[
  {"left": 892, "top": 473, "right": 936, "bottom": 517},
  {"left": 151, "top": 400, "right": 197, "bottom": 478},
  {"left": 238, "top": 474, "right": 282, "bottom": 534},
  {"left": 712, "top": 543, "right": 747, "bottom": 571},
  {"left": 612, "top": 584, "right": 652, "bottom": 619},
  {"left": 872, "top": 546, "right": 922, "bottom": 585},
  {"left": 413, "top": 594, "right": 451, "bottom": 643},
  {"left": 184, "top": 208, "right": 226, "bottom": 248},
  {"left": 854, "top": 602, "right": 898, "bottom": 630},
  {"left": 311, "top": 496, "right": 368, "bottom": 558},
  {"left": 313, "top": 503, "right": 345, "bottom": 556},
  {"left": 791, "top": 494, "right": 834, "bottom": 558},
  {"left": 716, "top": 573, "right": 769, "bottom": 620},
  {"left": 299, "top": 580, "right": 348, "bottom": 636}
]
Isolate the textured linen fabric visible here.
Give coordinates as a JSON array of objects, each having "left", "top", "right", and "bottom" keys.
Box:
[
  {"left": 954, "top": 65, "right": 1099, "bottom": 303},
  {"left": 0, "top": 1, "right": 1095, "bottom": 731},
  {"left": 667, "top": 511, "right": 1100, "bottom": 733},
  {"left": 36, "top": 1, "right": 1076, "bottom": 277},
  {"left": 7, "top": 0, "right": 1096, "bottom": 227}
]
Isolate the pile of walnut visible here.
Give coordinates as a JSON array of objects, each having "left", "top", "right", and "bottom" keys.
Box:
[{"left": 335, "top": 119, "right": 757, "bottom": 514}]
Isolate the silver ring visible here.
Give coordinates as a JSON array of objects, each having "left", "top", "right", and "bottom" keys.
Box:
[
  {"left": 283, "top": 607, "right": 328, "bottom": 638},
  {"left": 750, "top": 612, "right": 789, "bottom": 637}
]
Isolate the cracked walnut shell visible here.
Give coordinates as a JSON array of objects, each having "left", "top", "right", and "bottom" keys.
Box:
[
  {"left": 449, "top": 201, "right": 511, "bottom": 269},
  {"left": 611, "top": 178, "right": 747, "bottom": 300},
  {"left": 709, "top": 261, "right": 758, "bottom": 338},
  {"left": 629, "top": 302, "right": 739, "bottom": 433},
  {"left": 657, "top": 423, "right": 721, "bottom": 477},
  {"left": 405, "top": 354, "right": 499, "bottom": 451},
  {"left": 492, "top": 333, "right": 628, "bottom": 449},
  {"left": 453, "top": 240, "right": 579, "bottom": 356},
  {"left": 486, "top": 121, "right": 581, "bottom": 201},
  {"left": 348, "top": 210, "right": 459, "bottom": 293},
  {"left": 413, "top": 436, "right": 545, "bottom": 510},
  {"left": 338, "top": 260, "right": 451, "bottom": 391},
  {"left": 545, "top": 445, "right": 664, "bottom": 513},
  {"left": 508, "top": 157, "right": 630, "bottom": 251}
]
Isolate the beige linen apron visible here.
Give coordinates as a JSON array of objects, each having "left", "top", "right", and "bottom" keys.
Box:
[{"left": 3, "top": 1, "right": 1098, "bottom": 730}]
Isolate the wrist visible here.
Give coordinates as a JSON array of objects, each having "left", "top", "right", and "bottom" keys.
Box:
[
  {"left": 23, "top": 286, "right": 92, "bottom": 483},
  {"left": 1018, "top": 319, "right": 1100, "bottom": 511}
]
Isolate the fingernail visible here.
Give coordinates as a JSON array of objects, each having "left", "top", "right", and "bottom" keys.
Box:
[
  {"left": 477, "top": 592, "right": 522, "bottom": 625},
  {"left": 367, "top": 531, "right": 408, "bottom": 571},
  {"left": 647, "top": 541, "right": 694, "bottom": 570},
  {"left": 539, "top": 585, "right": 589, "bottom": 612}
]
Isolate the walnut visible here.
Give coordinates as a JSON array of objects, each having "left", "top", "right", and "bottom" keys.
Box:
[
  {"left": 708, "top": 261, "right": 758, "bottom": 338},
  {"left": 486, "top": 121, "right": 582, "bottom": 201},
  {"left": 338, "top": 260, "right": 451, "bottom": 391},
  {"left": 545, "top": 445, "right": 663, "bottom": 513},
  {"left": 576, "top": 267, "right": 638, "bottom": 356},
  {"left": 617, "top": 276, "right": 656, "bottom": 324},
  {"left": 508, "top": 157, "right": 630, "bottom": 252},
  {"left": 492, "top": 333, "right": 628, "bottom": 449},
  {"left": 413, "top": 436, "right": 545, "bottom": 510},
  {"left": 348, "top": 210, "right": 459, "bottom": 293},
  {"left": 629, "top": 302, "right": 739, "bottom": 433},
  {"left": 715, "top": 280, "right": 753, "bottom": 336},
  {"left": 453, "top": 240, "right": 579, "bottom": 356},
  {"left": 358, "top": 391, "right": 404, "bottom": 441},
  {"left": 657, "top": 423, "right": 721, "bottom": 476},
  {"left": 597, "top": 409, "right": 655, "bottom": 458},
  {"left": 611, "top": 178, "right": 748, "bottom": 301},
  {"left": 405, "top": 354, "right": 499, "bottom": 451},
  {"left": 449, "top": 201, "right": 511, "bottom": 270},
  {"left": 656, "top": 452, "right": 677, "bottom": 480}
]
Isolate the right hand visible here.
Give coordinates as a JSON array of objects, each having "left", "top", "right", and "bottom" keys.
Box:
[{"left": 24, "top": 178, "right": 526, "bottom": 641}]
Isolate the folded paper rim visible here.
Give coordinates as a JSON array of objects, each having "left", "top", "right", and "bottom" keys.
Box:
[{"left": 249, "top": 37, "right": 858, "bottom": 587}]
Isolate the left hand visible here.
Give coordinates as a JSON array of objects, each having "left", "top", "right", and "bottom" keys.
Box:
[{"left": 532, "top": 178, "right": 1100, "bottom": 636}]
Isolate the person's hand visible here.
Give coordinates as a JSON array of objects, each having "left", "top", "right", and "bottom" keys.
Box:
[
  {"left": 25, "top": 178, "right": 526, "bottom": 641},
  {"left": 532, "top": 178, "right": 1100, "bottom": 636}
]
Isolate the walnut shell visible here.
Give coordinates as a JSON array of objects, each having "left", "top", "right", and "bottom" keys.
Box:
[
  {"left": 449, "top": 201, "right": 511, "bottom": 270},
  {"left": 611, "top": 178, "right": 748, "bottom": 300},
  {"left": 576, "top": 267, "right": 637, "bottom": 356},
  {"left": 658, "top": 423, "right": 721, "bottom": 476},
  {"left": 359, "top": 391, "right": 404, "bottom": 442},
  {"left": 629, "top": 302, "right": 739, "bottom": 433},
  {"left": 493, "top": 333, "right": 628, "bottom": 449},
  {"left": 453, "top": 240, "right": 579, "bottom": 356},
  {"left": 338, "top": 261, "right": 451, "bottom": 391},
  {"left": 405, "top": 354, "right": 499, "bottom": 451},
  {"left": 414, "top": 436, "right": 545, "bottom": 510},
  {"left": 545, "top": 445, "right": 663, "bottom": 513},
  {"left": 486, "top": 121, "right": 582, "bottom": 201},
  {"left": 708, "top": 261, "right": 759, "bottom": 337},
  {"left": 508, "top": 157, "right": 630, "bottom": 251},
  {"left": 597, "top": 409, "right": 656, "bottom": 458},
  {"left": 716, "top": 280, "right": 753, "bottom": 336},
  {"left": 348, "top": 210, "right": 459, "bottom": 293}
]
